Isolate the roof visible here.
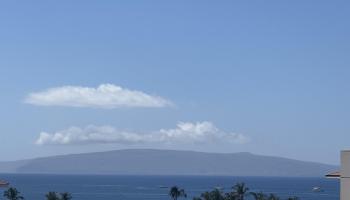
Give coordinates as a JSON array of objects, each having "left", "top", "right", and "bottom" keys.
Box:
[{"left": 325, "top": 171, "right": 340, "bottom": 178}]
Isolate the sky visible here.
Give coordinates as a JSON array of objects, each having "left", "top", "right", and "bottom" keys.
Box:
[{"left": 0, "top": 1, "right": 349, "bottom": 165}]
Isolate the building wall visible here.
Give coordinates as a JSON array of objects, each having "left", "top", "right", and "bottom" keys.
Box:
[{"left": 341, "top": 151, "right": 350, "bottom": 200}]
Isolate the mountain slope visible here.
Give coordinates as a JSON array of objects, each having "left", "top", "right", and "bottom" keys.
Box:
[{"left": 0, "top": 149, "right": 337, "bottom": 177}]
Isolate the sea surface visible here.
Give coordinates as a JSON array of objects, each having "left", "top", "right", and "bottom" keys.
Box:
[{"left": 0, "top": 174, "right": 339, "bottom": 200}]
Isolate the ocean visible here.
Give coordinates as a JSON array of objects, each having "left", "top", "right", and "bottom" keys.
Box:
[{"left": 0, "top": 174, "right": 339, "bottom": 200}]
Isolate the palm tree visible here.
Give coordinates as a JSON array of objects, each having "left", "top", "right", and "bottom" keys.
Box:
[
  {"left": 224, "top": 192, "right": 237, "bottom": 200},
  {"left": 193, "top": 189, "right": 226, "bottom": 200},
  {"left": 267, "top": 194, "right": 280, "bottom": 200},
  {"left": 3, "top": 187, "right": 24, "bottom": 200},
  {"left": 169, "top": 186, "right": 187, "bottom": 200},
  {"left": 60, "top": 192, "right": 72, "bottom": 200},
  {"left": 250, "top": 192, "right": 267, "bottom": 200},
  {"left": 45, "top": 192, "right": 60, "bottom": 200},
  {"left": 210, "top": 189, "right": 225, "bottom": 200},
  {"left": 200, "top": 191, "right": 211, "bottom": 200},
  {"left": 232, "top": 183, "right": 249, "bottom": 200}
]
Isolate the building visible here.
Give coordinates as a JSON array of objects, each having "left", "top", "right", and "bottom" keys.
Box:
[
  {"left": 326, "top": 150, "right": 350, "bottom": 200},
  {"left": 340, "top": 150, "right": 350, "bottom": 200}
]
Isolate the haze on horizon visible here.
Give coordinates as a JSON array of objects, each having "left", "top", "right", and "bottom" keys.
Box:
[{"left": 0, "top": 1, "right": 349, "bottom": 165}]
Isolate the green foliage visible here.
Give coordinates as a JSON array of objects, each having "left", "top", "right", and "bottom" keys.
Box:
[
  {"left": 60, "top": 192, "right": 72, "bottom": 200},
  {"left": 191, "top": 183, "right": 299, "bottom": 200},
  {"left": 45, "top": 192, "right": 72, "bottom": 200},
  {"left": 3, "top": 187, "right": 24, "bottom": 200},
  {"left": 193, "top": 189, "right": 225, "bottom": 200},
  {"left": 203, "top": 189, "right": 225, "bottom": 200},
  {"left": 169, "top": 186, "right": 187, "bottom": 200},
  {"left": 267, "top": 194, "right": 280, "bottom": 200},
  {"left": 250, "top": 192, "right": 267, "bottom": 200},
  {"left": 232, "top": 183, "right": 249, "bottom": 200},
  {"left": 46, "top": 192, "right": 60, "bottom": 200}
]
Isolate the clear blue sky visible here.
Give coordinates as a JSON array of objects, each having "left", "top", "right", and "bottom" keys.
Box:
[{"left": 0, "top": 1, "right": 349, "bottom": 165}]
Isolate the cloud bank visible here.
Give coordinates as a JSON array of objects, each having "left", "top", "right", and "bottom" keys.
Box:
[
  {"left": 25, "top": 84, "right": 172, "bottom": 108},
  {"left": 36, "top": 122, "right": 249, "bottom": 145}
]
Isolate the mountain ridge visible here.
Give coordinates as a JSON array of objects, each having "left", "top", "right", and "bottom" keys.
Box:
[{"left": 0, "top": 149, "right": 337, "bottom": 177}]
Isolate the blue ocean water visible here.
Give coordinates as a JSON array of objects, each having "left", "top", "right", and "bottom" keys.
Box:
[{"left": 0, "top": 174, "right": 339, "bottom": 200}]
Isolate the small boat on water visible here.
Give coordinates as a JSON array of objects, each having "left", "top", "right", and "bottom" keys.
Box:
[
  {"left": 312, "top": 186, "right": 324, "bottom": 192},
  {"left": 0, "top": 180, "right": 9, "bottom": 187}
]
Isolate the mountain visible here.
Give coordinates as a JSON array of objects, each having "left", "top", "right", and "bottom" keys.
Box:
[{"left": 0, "top": 149, "right": 337, "bottom": 177}]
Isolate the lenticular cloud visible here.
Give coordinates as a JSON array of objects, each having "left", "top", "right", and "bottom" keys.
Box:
[
  {"left": 35, "top": 122, "right": 249, "bottom": 145},
  {"left": 25, "top": 84, "right": 172, "bottom": 108}
]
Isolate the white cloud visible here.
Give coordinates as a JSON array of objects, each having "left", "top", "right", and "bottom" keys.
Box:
[
  {"left": 25, "top": 84, "right": 172, "bottom": 108},
  {"left": 36, "top": 122, "right": 249, "bottom": 145}
]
